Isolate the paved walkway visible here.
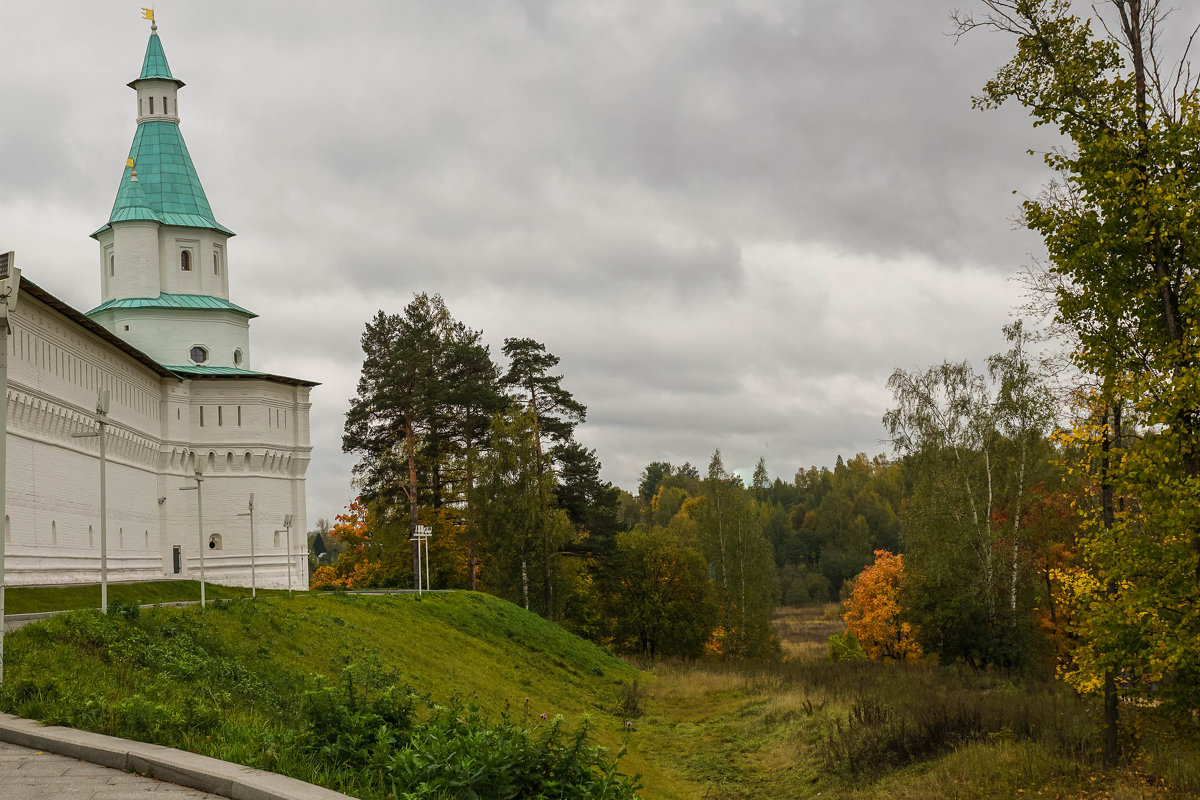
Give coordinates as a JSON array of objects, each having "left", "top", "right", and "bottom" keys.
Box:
[{"left": 0, "top": 740, "right": 229, "bottom": 798}]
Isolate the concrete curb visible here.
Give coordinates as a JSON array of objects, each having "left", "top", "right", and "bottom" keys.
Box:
[{"left": 0, "top": 713, "right": 355, "bottom": 799}]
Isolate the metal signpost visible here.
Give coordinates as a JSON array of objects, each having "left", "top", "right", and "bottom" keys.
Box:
[
  {"left": 73, "top": 389, "right": 111, "bottom": 612},
  {"left": 411, "top": 525, "right": 432, "bottom": 595},
  {"left": 179, "top": 465, "right": 206, "bottom": 607},
  {"left": 0, "top": 252, "right": 21, "bottom": 684}
]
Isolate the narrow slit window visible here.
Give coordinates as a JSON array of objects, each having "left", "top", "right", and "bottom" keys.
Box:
[
  {"left": 149, "top": 96, "right": 154, "bottom": 114},
  {"left": 109, "top": 255, "right": 115, "bottom": 276},
  {"left": 213, "top": 252, "right": 220, "bottom": 275},
  {"left": 163, "top": 97, "right": 168, "bottom": 114},
  {"left": 199, "top": 407, "right": 205, "bottom": 427},
  {"left": 237, "top": 405, "right": 242, "bottom": 426},
  {"left": 218, "top": 406, "right": 223, "bottom": 426},
  {"left": 139, "top": 98, "right": 143, "bottom": 116}
]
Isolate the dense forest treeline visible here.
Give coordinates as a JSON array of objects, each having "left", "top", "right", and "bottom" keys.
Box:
[
  {"left": 316, "top": 291, "right": 930, "bottom": 660},
  {"left": 315, "top": 0, "right": 1200, "bottom": 775},
  {"left": 635, "top": 453, "right": 905, "bottom": 608}
]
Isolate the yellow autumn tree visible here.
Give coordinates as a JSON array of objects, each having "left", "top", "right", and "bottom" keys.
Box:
[{"left": 842, "top": 550, "right": 921, "bottom": 661}]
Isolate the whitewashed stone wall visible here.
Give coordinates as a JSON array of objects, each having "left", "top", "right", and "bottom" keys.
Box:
[
  {"left": 4, "top": 286, "right": 311, "bottom": 589},
  {"left": 89, "top": 306, "right": 251, "bottom": 371},
  {"left": 97, "top": 224, "right": 232, "bottom": 303}
]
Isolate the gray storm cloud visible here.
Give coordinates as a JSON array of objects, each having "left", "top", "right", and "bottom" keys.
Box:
[{"left": 5, "top": 0, "right": 1165, "bottom": 522}]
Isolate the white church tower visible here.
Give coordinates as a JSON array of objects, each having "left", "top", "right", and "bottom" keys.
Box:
[
  {"left": 0, "top": 18, "right": 316, "bottom": 589},
  {"left": 87, "top": 19, "right": 253, "bottom": 371}
]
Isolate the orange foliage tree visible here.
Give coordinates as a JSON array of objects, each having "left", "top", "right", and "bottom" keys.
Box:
[
  {"left": 842, "top": 550, "right": 921, "bottom": 661},
  {"left": 309, "top": 498, "right": 381, "bottom": 589}
]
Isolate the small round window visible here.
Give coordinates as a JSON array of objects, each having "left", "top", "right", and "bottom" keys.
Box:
[
  {"left": 233, "top": 348, "right": 243, "bottom": 367},
  {"left": 190, "top": 345, "right": 209, "bottom": 364}
]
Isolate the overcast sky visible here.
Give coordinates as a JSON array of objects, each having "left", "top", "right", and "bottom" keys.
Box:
[{"left": 2, "top": 1, "right": 1091, "bottom": 523}]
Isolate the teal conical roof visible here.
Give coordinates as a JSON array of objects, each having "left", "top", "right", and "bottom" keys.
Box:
[
  {"left": 110, "top": 167, "right": 154, "bottom": 220},
  {"left": 94, "top": 31, "right": 230, "bottom": 238},
  {"left": 129, "top": 31, "right": 184, "bottom": 87},
  {"left": 94, "top": 122, "right": 233, "bottom": 236}
]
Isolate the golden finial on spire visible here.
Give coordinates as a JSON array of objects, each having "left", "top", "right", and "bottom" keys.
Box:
[{"left": 141, "top": 7, "right": 157, "bottom": 33}]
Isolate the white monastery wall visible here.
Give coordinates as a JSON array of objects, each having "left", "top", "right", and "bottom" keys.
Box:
[
  {"left": 16, "top": 24, "right": 316, "bottom": 591},
  {"left": 97, "top": 308, "right": 250, "bottom": 370},
  {"left": 98, "top": 225, "right": 232, "bottom": 303},
  {"left": 157, "top": 226, "right": 230, "bottom": 299},
  {"left": 101, "top": 224, "right": 160, "bottom": 300},
  {"left": 4, "top": 288, "right": 312, "bottom": 589}
]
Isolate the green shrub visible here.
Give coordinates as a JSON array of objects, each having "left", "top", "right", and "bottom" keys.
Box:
[
  {"left": 828, "top": 631, "right": 866, "bottom": 662},
  {"left": 297, "top": 669, "right": 641, "bottom": 799}
]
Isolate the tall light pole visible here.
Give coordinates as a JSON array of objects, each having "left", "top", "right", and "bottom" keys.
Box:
[
  {"left": 283, "top": 514, "right": 293, "bottom": 592},
  {"left": 237, "top": 493, "right": 256, "bottom": 598},
  {"left": 0, "top": 251, "right": 22, "bottom": 685},
  {"left": 179, "top": 464, "right": 205, "bottom": 607},
  {"left": 73, "top": 389, "right": 111, "bottom": 612}
]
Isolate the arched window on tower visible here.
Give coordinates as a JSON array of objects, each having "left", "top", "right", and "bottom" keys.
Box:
[{"left": 180, "top": 250, "right": 192, "bottom": 271}]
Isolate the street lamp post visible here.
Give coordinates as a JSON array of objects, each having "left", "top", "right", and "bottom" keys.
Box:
[
  {"left": 237, "top": 494, "right": 256, "bottom": 598},
  {"left": 73, "top": 388, "right": 111, "bottom": 613},
  {"left": 283, "top": 514, "right": 293, "bottom": 592},
  {"left": 0, "top": 251, "right": 22, "bottom": 684},
  {"left": 179, "top": 464, "right": 205, "bottom": 607}
]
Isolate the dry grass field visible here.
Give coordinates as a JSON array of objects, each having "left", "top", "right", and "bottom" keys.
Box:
[{"left": 773, "top": 603, "right": 845, "bottom": 659}]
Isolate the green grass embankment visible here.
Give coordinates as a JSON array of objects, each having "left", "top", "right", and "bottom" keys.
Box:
[
  {"left": 0, "top": 592, "right": 664, "bottom": 798},
  {"left": 5, "top": 580, "right": 289, "bottom": 614}
]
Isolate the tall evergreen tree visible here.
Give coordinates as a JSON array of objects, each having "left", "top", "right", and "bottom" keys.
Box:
[
  {"left": 344, "top": 293, "right": 503, "bottom": 589},
  {"left": 501, "top": 337, "right": 587, "bottom": 617}
]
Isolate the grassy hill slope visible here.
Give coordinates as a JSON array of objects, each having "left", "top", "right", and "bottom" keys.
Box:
[
  {"left": 0, "top": 592, "right": 687, "bottom": 797},
  {"left": 5, "top": 580, "right": 286, "bottom": 613}
]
